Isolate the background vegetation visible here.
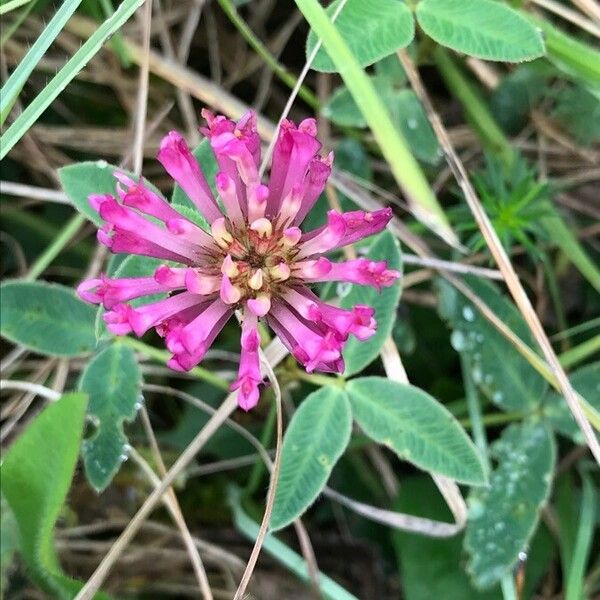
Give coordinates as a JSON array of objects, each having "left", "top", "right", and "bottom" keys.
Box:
[{"left": 1, "top": 0, "right": 599, "bottom": 598}]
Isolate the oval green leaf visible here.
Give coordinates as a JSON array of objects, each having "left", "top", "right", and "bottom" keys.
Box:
[
  {"left": 340, "top": 231, "right": 402, "bottom": 376},
  {"left": 464, "top": 422, "right": 555, "bottom": 588},
  {"left": 306, "top": 0, "right": 415, "bottom": 73},
  {"left": 270, "top": 386, "right": 352, "bottom": 531},
  {"left": 438, "top": 276, "right": 548, "bottom": 412},
  {"left": 1, "top": 280, "right": 96, "bottom": 357},
  {"left": 416, "top": 0, "right": 545, "bottom": 62},
  {"left": 79, "top": 343, "right": 142, "bottom": 491},
  {"left": 347, "top": 377, "right": 487, "bottom": 485}
]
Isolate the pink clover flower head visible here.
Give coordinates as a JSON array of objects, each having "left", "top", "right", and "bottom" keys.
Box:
[{"left": 77, "top": 110, "right": 399, "bottom": 411}]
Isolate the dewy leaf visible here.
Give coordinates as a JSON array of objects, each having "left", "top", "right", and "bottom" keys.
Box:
[
  {"left": 0, "top": 280, "right": 96, "bottom": 357},
  {"left": 59, "top": 160, "right": 164, "bottom": 227},
  {"left": 79, "top": 343, "right": 142, "bottom": 491},
  {"left": 438, "top": 276, "right": 548, "bottom": 412},
  {"left": 340, "top": 231, "right": 402, "bottom": 376},
  {"left": 542, "top": 362, "right": 600, "bottom": 444},
  {"left": 416, "top": 0, "right": 545, "bottom": 62},
  {"left": 270, "top": 386, "right": 352, "bottom": 531},
  {"left": 306, "top": 0, "right": 414, "bottom": 73},
  {"left": 95, "top": 255, "right": 166, "bottom": 341},
  {"left": 0, "top": 393, "right": 110, "bottom": 598},
  {"left": 347, "top": 377, "right": 487, "bottom": 485},
  {"left": 392, "top": 477, "right": 500, "bottom": 600},
  {"left": 464, "top": 421, "right": 556, "bottom": 589}
]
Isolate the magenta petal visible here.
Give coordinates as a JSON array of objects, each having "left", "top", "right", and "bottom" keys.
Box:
[{"left": 157, "top": 131, "right": 222, "bottom": 223}]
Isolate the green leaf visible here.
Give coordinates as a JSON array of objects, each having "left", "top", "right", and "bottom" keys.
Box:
[
  {"left": 542, "top": 362, "right": 600, "bottom": 444},
  {"left": 339, "top": 231, "right": 402, "bottom": 376},
  {"left": 306, "top": 0, "right": 414, "bottom": 73},
  {"left": 95, "top": 255, "right": 166, "bottom": 341},
  {"left": 416, "top": 0, "right": 545, "bottom": 62},
  {"left": 296, "top": 0, "right": 459, "bottom": 248},
  {"left": 392, "top": 477, "right": 501, "bottom": 600},
  {"left": 438, "top": 276, "right": 548, "bottom": 411},
  {"left": 347, "top": 377, "right": 487, "bottom": 485},
  {"left": 270, "top": 386, "right": 352, "bottom": 531},
  {"left": 0, "top": 280, "right": 96, "bottom": 357},
  {"left": 171, "top": 138, "right": 218, "bottom": 229},
  {"left": 0, "top": 393, "right": 109, "bottom": 598},
  {"left": 464, "top": 421, "right": 556, "bottom": 588},
  {"left": 394, "top": 89, "right": 440, "bottom": 165},
  {"left": 79, "top": 343, "right": 142, "bottom": 491},
  {"left": 323, "top": 84, "right": 439, "bottom": 164},
  {"left": 58, "top": 160, "right": 163, "bottom": 227},
  {"left": 0, "top": 0, "right": 146, "bottom": 160},
  {"left": 552, "top": 84, "right": 600, "bottom": 146}
]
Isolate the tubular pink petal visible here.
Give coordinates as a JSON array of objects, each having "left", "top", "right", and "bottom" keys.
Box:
[
  {"left": 247, "top": 183, "right": 269, "bottom": 222},
  {"left": 231, "top": 310, "right": 262, "bottom": 411},
  {"left": 154, "top": 265, "right": 187, "bottom": 287},
  {"left": 157, "top": 131, "right": 222, "bottom": 223},
  {"left": 335, "top": 208, "right": 393, "bottom": 249},
  {"left": 247, "top": 294, "right": 271, "bottom": 317},
  {"left": 292, "top": 152, "right": 333, "bottom": 226},
  {"left": 126, "top": 292, "right": 206, "bottom": 337},
  {"left": 179, "top": 299, "right": 233, "bottom": 354},
  {"left": 216, "top": 172, "right": 244, "bottom": 224},
  {"left": 297, "top": 211, "right": 347, "bottom": 258},
  {"left": 114, "top": 171, "right": 181, "bottom": 222},
  {"left": 184, "top": 269, "right": 221, "bottom": 295},
  {"left": 293, "top": 257, "right": 332, "bottom": 280},
  {"left": 77, "top": 278, "right": 103, "bottom": 304},
  {"left": 103, "top": 304, "right": 134, "bottom": 335},
  {"left": 220, "top": 274, "right": 242, "bottom": 305},
  {"left": 267, "top": 119, "right": 322, "bottom": 216},
  {"left": 302, "top": 258, "right": 400, "bottom": 290}
]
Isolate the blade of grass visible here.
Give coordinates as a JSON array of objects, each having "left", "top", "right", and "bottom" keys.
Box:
[
  {"left": 293, "top": 0, "right": 459, "bottom": 249},
  {"left": 565, "top": 470, "right": 596, "bottom": 600},
  {"left": 559, "top": 334, "right": 600, "bottom": 369},
  {"left": 0, "top": 0, "right": 38, "bottom": 46},
  {"left": 0, "top": 0, "right": 33, "bottom": 15},
  {"left": 0, "top": 0, "right": 146, "bottom": 160},
  {"left": 0, "top": 0, "right": 83, "bottom": 125},
  {"left": 228, "top": 486, "right": 358, "bottom": 600}
]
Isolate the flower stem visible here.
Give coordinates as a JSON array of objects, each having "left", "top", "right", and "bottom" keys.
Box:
[
  {"left": 118, "top": 337, "right": 230, "bottom": 391},
  {"left": 294, "top": 368, "right": 345, "bottom": 388}
]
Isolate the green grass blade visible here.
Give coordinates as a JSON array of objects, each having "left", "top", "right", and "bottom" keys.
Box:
[
  {"left": 0, "top": 0, "right": 83, "bottom": 125},
  {"left": 294, "top": 0, "right": 459, "bottom": 248},
  {"left": 0, "top": 0, "right": 144, "bottom": 160},
  {"left": 0, "top": 0, "right": 34, "bottom": 15}
]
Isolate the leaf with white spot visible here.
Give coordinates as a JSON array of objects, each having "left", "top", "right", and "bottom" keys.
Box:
[
  {"left": 438, "top": 276, "right": 548, "bottom": 411},
  {"left": 270, "top": 386, "right": 352, "bottom": 531},
  {"left": 79, "top": 343, "right": 142, "bottom": 491},
  {"left": 464, "top": 421, "right": 555, "bottom": 588}
]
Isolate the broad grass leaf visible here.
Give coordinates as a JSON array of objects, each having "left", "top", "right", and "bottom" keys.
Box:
[
  {"left": 347, "top": 377, "right": 487, "bottom": 485},
  {"left": 464, "top": 422, "right": 555, "bottom": 588},
  {"left": 340, "top": 231, "right": 402, "bottom": 376},
  {"left": 0, "top": 393, "right": 110, "bottom": 598},
  {"left": 542, "top": 362, "right": 600, "bottom": 444},
  {"left": 0, "top": 280, "right": 96, "bottom": 357},
  {"left": 270, "top": 386, "right": 352, "bottom": 531},
  {"left": 438, "top": 276, "right": 548, "bottom": 411},
  {"left": 306, "top": 0, "right": 414, "bottom": 73},
  {"left": 416, "top": 0, "right": 544, "bottom": 62},
  {"left": 79, "top": 343, "right": 142, "bottom": 491}
]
